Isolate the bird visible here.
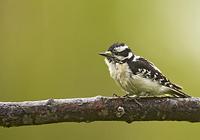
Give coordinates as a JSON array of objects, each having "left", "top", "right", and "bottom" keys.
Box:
[{"left": 99, "top": 42, "right": 191, "bottom": 98}]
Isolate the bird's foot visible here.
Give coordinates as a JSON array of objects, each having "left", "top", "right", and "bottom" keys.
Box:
[
  {"left": 113, "top": 93, "right": 120, "bottom": 97},
  {"left": 123, "top": 94, "right": 130, "bottom": 98},
  {"left": 123, "top": 94, "right": 142, "bottom": 107},
  {"left": 133, "top": 98, "right": 142, "bottom": 107}
]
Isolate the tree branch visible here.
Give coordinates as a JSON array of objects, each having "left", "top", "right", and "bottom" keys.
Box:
[{"left": 0, "top": 96, "right": 199, "bottom": 127}]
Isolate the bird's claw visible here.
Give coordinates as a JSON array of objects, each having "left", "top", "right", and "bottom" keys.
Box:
[
  {"left": 133, "top": 98, "right": 142, "bottom": 107},
  {"left": 113, "top": 93, "right": 120, "bottom": 97},
  {"left": 123, "top": 94, "right": 142, "bottom": 107}
]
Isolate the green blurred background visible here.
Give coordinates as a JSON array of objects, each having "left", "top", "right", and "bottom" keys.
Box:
[{"left": 1, "top": 0, "right": 200, "bottom": 140}]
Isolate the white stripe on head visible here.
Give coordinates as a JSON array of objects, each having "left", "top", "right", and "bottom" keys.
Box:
[
  {"left": 132, "top": 55, "right": 140, "bottom": 61},
  {"left": 115, "top": 45, "right": 128, "bottom": 52},
  {"left": 127, "top": 52, "right": 133, "bottom": 59}
]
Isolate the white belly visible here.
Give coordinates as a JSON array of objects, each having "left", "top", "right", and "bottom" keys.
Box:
[{"left": 128, "top": 75, "right": 169, "bottom": 96}]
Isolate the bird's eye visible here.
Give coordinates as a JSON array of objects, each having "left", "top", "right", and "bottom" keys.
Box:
[
  {"left": 117, "top": 51, "right": 129, "bottom": 57},
  {"left": 113, "top": 48, "right": 130, "bottom": 57},
  {"left": 112, "top": 50, "right": 119, "bottom": 55},
  {"left": 114, "top": 52, "right": 119, "bottom": 55}
]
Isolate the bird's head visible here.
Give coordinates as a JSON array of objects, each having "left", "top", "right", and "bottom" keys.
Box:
[{"left": 99, "top": 43, "right": 134, "bottom": 63}]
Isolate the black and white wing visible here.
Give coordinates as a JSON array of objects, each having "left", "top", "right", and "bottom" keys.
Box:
[{"left": 128, "top": 56, "right": 190, "bottom": 97}]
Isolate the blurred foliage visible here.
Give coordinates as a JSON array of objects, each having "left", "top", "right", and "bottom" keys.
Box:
[{"left": 0, "top": 0, "right": 200, "bottom": 140}]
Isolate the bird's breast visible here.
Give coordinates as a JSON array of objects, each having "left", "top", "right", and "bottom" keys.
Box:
[
  {"left": 115, "top": 63, "right": 132, "bottom": 81},
  {"left": 105, "top": 59, "right": 132, "bottom": 87}
]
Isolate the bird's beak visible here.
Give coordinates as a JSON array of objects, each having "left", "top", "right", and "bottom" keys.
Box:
[{"left": 99, "top": 51, "right": 112, "bottom": 57}]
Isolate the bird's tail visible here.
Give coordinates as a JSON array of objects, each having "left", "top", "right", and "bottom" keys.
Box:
[{"left": 169, "top": 88, "right": 191, "bottom": 98}]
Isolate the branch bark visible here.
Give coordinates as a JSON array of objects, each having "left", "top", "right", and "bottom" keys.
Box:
[{"left": 0, "top": 96, "right": 199, "bottom": 127}]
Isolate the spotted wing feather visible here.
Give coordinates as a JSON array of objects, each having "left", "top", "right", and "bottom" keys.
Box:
[{"left": 128, "top": 57, "right": 190, "bottom": 97}]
